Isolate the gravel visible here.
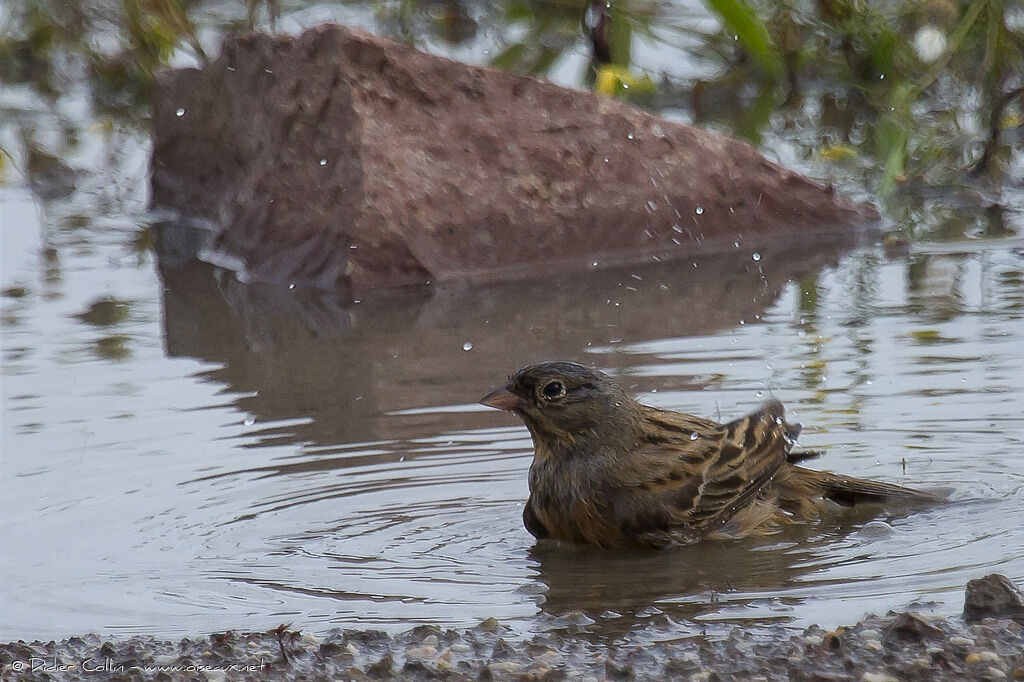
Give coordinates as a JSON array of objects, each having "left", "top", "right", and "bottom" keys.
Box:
[{"left": 4, "top": 577, "right": 1023, "bottom": 681}]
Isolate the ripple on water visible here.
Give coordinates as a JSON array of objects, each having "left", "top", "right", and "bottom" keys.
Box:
[{"left": 3, "top": 239, "right": 1024, "bottom": 640}]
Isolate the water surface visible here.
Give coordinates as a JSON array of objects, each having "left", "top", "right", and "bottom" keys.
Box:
[{"left": 4, "top": 183, "right": 1023, "bottom": 640}]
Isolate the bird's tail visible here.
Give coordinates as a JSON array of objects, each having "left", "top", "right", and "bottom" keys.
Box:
[{"left": 778, "top": 465, "right": 938, "bottom": 507}]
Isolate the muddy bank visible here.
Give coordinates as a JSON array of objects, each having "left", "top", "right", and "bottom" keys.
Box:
[
  {"left": 151, "top": 24, "right": 879, "bottom": 292},
  {"left": 5, "top": 578, "right": 1023, "bottom": 681}
]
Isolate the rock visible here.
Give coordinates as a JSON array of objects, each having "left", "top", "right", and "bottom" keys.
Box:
[
  {"left": 965, "top": 574, "right": 1024, "bottom": 621},
  {"left": 884, "top": 612, "right": 944, "bottom": 642},
  {"left": 151, "top": 24, "right": 879, "bottom": 292}
]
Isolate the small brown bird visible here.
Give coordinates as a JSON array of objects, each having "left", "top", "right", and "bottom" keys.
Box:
[{"left": 481, "top": 361, "right": 935, "bottom": 548}]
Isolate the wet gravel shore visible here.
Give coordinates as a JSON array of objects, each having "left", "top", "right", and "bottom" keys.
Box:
[{"left": 5, "top": 577, "right": 1023, "bottom": 681}]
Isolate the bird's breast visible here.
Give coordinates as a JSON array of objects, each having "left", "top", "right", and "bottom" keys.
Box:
[{"left": 526, "top": 457, "right": 623, "bottom": 546}]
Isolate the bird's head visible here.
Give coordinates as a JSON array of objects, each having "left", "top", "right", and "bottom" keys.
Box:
[{"left": 480, "top": 361, "right": 641, "bottom": 450}]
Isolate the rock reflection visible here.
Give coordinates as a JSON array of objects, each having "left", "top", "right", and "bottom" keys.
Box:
[{"left": 155, "top": 225, "right": 859, "bottom": 450}]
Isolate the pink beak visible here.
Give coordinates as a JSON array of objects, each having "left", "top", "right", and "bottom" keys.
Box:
[{"left": 480, "top": 383, "right": 523, "bottom": 411}]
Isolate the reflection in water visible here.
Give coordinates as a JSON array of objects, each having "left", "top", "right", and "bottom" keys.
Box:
[
  {"left": 155, "top": 225, "right": 858, "bottom": 445},
  {"left": 123, "top": 231, "right": 1024, "bottom": 639},
  {"left": 3, "top": 223, "right": 1023, "bottom": 639}
]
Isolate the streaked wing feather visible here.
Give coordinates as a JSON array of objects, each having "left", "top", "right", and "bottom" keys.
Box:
[{"left": 615, "top": 401, "right": 793, "bottom": 545}]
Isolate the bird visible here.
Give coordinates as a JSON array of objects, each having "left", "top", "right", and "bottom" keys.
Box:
[{"left": 480, "top": 361, "right": 935, "bottom": 548}]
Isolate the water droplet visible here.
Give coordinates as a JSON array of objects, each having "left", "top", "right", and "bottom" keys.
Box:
[
  {"left": 646, "top": 199, "right": 658, "bottom": 212},
  {"left": 175, "top": 108, "right": 185, "bottom": 117},
  {"left": 627, "top": 132, "right": 635, "bottom": 140},
  {"left": 734, "top": 241, "right": 740, "bottom": 248},
  {"left": 462, "top": 342, "right": 473, "bottom": 351},
  {"left": 756, "top": 390, "right": 764, "bottom": 397},
  {"left": 695, "top": 206, "right": 704, "bottom": 215},
  {"left": 879, "top": 73, "right": 885, "bottom": 80},
  {"left": 320, "top": 158, "right": 327, "bottom": 166},
  {"left": 592, "top": 261, "right": 599, "bottom": 267},
  {"left": 243, "top": 416, "right": 255, "bottom": 426},
  {"left": 690, "top": 432, "right": 699, "bottom": 440},
  {"left": 739, "top": 319, "right": 745, "bottom": 325},
  {"left": 604, "top": 157, "right": 609, "bottom": 163},
  {"left": 752, "top": 252, "right": 761, "bottom": 262},
  {"left": 288, "top": 283, "right": 296, "bottom": 290}
]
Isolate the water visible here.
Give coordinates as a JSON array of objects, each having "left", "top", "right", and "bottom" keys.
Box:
[
  {"left": 4, "top": 170, "right": 1024, "bottom": 640},
  {"left": 2, "top": 0, "right": 1024, "bottom": 646}
]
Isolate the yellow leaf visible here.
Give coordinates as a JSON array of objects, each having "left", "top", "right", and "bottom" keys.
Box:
[
  {"left": 594, "top": 65, "right": 655, "bottom": 98},
  {"left": 819, "top": 144, "right": 858, "bottom": 161},
  {"left": 595, "top": 66, "right": 618, "bottom": 97}
]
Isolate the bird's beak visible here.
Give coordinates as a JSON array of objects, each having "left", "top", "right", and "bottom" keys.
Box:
[{"left": 480, "top": 383, "right": 523, "bottom": 411}]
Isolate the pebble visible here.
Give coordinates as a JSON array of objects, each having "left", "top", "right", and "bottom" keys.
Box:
[
  {"left": 488, "top": 661, "right": 523, "bottom": 675},
  {"left": 406, "top": 645, "right": 437, "bottom": 659},
  {"left": 862, "top": 673, "right": 899, "bottom": 682}
]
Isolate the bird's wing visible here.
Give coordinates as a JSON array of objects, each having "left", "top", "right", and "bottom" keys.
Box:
[{"left": 609, "top": 401, "right": 793, "bottom": 546}]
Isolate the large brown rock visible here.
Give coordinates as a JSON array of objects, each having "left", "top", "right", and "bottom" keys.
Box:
[{"left": 151, "top": 24, "right": 879, "bottom": 291}]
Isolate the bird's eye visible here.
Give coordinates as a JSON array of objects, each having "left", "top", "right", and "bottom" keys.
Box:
[{"left": 540, "top": 380, "right": 566, "bottom": 401}]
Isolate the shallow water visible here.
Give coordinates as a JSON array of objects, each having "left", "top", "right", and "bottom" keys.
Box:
[
  {"left": 4, "top": 176, "right": 1024, "bottom": 640},
  {"left": 3, "top": 1, "right": 1024, "bottom": 646}
]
